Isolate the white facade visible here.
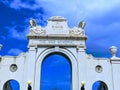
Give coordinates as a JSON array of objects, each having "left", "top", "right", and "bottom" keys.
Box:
[{"left": 0, "top": 16, "right": 120, "bottom": 90}]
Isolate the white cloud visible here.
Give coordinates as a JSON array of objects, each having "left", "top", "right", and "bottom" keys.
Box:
[
  {"left": 10, "top": 0, "right": 43, "bottom": 10},
  {"left": 7, "top": 48, "right": 23, "bottom": 56},
  {"left": 2, "top": 0, "right": 46, "bottom": 10},
  {"left": 81, "top": 0, "right": 120, "bottom": 11},
  {"left": 35, "top": 0, "right": 120, "bottom": 26},
  {"left": 4, "top": 0, "right": 120, "bottom": 13},
  {"left": 3, "top": 0, "right": 120, "bottom": 26},
  {"left": 39, "top": 0, "right": 120, "bottom": 16},
  {"left": 5, "top": 26, "right": 28, "bottom": 40},
  {"left": 9, "top": 0, "right": 21, "bottom": 9}
]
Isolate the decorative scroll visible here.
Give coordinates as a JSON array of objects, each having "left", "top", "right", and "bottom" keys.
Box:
[
  {"left": 29, "top": 26, "right": 46, "bottom": 35},
  {"left": 69, "top": 27, "right": 85, "bottom": 36}
]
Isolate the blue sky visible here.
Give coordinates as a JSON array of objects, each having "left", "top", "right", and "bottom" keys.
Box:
[{"left": 0, "top": 0, "right": 120, "bottom": 57}]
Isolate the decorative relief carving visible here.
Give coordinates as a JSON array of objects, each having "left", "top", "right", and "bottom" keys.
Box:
[
  {"left": 29, "top": 27, "right": 85, "bottom": 36},
  {"left": 69, "top": 27, "right": 85, "bottom": 36},
  {"left": 30, "top": 26, "right": 46, "bottom": 35},
  {"left": 28, "top": 16, "right": 86, "bottom": 37}
]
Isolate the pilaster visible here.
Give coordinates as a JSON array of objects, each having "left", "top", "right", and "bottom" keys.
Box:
[
  {"left": 110, "top": 46, "right": 120, "bottom": 90},
  {"left": 77, "top": 46, "right": 87, "bottom": 90},
  {"left": 23, "top": 45, "right": 37, "bottom": 90}
]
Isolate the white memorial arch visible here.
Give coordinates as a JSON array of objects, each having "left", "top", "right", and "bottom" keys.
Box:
[{"left": 0, "top": 16, "right": 120, "bottom": 90}]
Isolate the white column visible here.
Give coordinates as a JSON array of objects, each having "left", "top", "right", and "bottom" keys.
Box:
[
  {"left": 111, "top": 59, "right": 120, "bottom": 90},
  {"left": 77, "top": 46, "right": 87, "bottom": 90},
  {"left": 110, "top": 46, "right": 120, "bottom": 90},
  {"left": 23, "top": 46, "right": 37, "bottom": 90}
]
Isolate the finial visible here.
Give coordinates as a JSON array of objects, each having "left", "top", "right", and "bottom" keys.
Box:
[
  {"left": 110, "top": 46, "right": 117, "bottom": 57},
  {"left": 27, "top": 80, "right": 32, "bottom": 90},
  {"left": 81, "top": 81, "right": 85, "bottom": 90},
  {"left": 27, "top": 80, "right": 32, "bottom": 85},
  {"left": 78, "top": 20, "right": 86, "bottom": 29},
  {"left": 81, "top": 81, "right": 85, "bottom": 86},
  {"left": 29, "top": 19, "right": 37, "bottom": 28}
]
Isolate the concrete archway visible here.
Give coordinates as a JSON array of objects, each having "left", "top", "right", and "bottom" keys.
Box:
[
  {"left": 40, "top": 53, "right": 72, "bottom": 90},
  {"left": 34, "top": 47, "right": 79, "bottom": 90}
]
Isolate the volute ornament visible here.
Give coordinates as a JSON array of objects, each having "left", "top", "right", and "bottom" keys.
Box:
[{"left": 69, "top": 27, "right": 85, "bottom": 36}]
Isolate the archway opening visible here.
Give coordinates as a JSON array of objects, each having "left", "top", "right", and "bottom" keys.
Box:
[
  {"left": 40, "top": 53, "right": 72, "bottom": 90},
  {"left": 3, "top": 79, "right": 20, "bottom": 90},
  {"left": 92, "top": 81, "right": 108, "bottom": 90}
]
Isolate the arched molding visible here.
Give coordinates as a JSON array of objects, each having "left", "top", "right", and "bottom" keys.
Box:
[{"left": 34, "top": 47, "right": 79, "bottom": 90}]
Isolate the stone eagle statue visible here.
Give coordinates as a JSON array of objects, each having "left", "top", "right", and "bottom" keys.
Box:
[
  {"left": 29, "top": 19, "right": 37, "bottom": 28},
  {"left": 78, "top": 20, "right": 86, "bottom": 29}
]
